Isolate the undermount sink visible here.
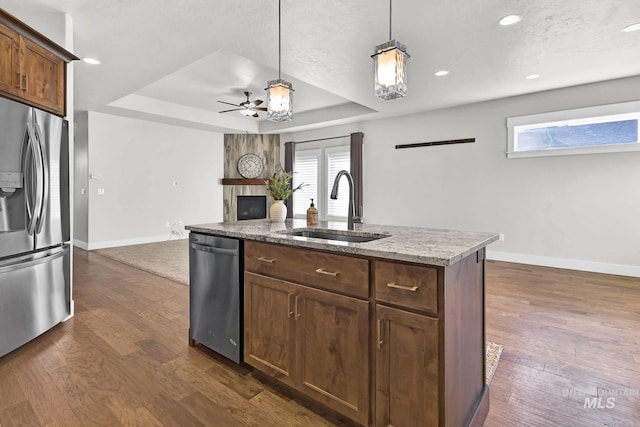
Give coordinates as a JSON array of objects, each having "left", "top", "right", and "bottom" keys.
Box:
[{"left": 281, "top": 229, "right": 389, "bottom": 243}]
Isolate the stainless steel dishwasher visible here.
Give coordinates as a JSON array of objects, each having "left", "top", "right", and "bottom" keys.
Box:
[{"left": 188, "top": 232, "right": 242, "bottom": 363}]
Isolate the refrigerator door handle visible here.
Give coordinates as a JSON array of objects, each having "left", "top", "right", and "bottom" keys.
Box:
[
  {"left": 0, "top": 246, "right": 65, "bottom": 274},
  {"left": 33, "top": 116, "right": 49, "bottom": 234},
  {"left": 23, "top": 119, "right": 42, "bottom": 236}
]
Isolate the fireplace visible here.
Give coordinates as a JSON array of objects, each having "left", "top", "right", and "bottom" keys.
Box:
[{"left": 237, "top": 196, "right": 267, "bottom": 220}]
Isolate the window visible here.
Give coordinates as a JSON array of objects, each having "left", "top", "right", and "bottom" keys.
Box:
[
  {"left": 293, "top": 145, "right": 350, "bottom": 220},
  {"left": 507, "top": 101, "right": 640, "bottom": 158},
  {"left": 292, "top": 149, "right": 319, "bottom": 217}
]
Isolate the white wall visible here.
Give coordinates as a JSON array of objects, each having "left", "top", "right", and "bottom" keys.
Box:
[
  {"left": 286, "top": 76, "right": 640, "bottom": 277},
  {"left": 74, "top": 111, "right": 89, "bottom": 244},
  {"left": 84, "top": 112, "right": 224, "bottom": 249}
]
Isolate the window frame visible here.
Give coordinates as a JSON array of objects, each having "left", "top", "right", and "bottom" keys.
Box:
[
  {"left": 507, "top": 100, "right": 640, "bottom": 159},
  {"left": 293, "top": 143, "right": 350, "bottom": 221}
]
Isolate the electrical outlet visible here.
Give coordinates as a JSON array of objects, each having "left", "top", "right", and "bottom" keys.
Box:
[{"left": 499, "top": 234, "right": 505, "bottom": 241}]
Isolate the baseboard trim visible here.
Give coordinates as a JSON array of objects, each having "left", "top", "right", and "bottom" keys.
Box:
[
  {"left": 85, "top": 234, "right": 188, "bottom": 251},
  {"left": 73, "top": 239, "right": 88, "bottom": 250},
  {"left": 487, "top": 250, "right": 640, "bottom": 278}
]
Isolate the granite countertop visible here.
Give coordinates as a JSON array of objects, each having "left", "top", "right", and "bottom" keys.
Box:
[{"left": 186, "top": 219, "right": 498, "bottom": 267}]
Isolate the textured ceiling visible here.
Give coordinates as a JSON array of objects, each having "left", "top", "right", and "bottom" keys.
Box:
[{"left": 4, "top": 0, "right": 640, "bottom": 134}]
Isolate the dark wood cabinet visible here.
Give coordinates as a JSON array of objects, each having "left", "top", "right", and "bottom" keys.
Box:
[
  {"left": 375, "top": 304, "right": 439, "bottom": 427},
  {"left": 296, "top": 284, "right": 369, "bottom": 425},
  {"left": 19, "top": 36, "right": 66, "bottom": 115},
  {"left": 374, "top": 252, "right": 488, "bottom": 427},
  {"left": 0, "top": 9, "right": 77, "bottom": 116},
  {"left": 0, "top": 22, "right": 19, "bottom": 97},
  {"left": 244, "top": 240, "right": 371, "bottom": 425},
  {"left": 243, "top": 240, "right": 488, "bottom": 427},
  {"left": 244, "top": 272, "right": 297, "bottom": 388}
]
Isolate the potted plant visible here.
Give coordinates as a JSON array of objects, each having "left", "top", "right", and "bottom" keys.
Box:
[{"left": 264, "top": 168, "right": 304, "bottom": 222}]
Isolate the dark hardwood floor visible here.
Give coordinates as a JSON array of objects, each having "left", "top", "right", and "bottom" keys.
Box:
[
  {"left": 484, "top": 260, "right": 640, "bottom": 426},
  {"left": 0, "top": 249, "right": 638, "bottom": 426}
]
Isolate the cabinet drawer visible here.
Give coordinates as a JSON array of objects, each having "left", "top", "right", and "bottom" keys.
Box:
[
  {"left": 375, "top": 261, "right": 438, "bottom": 314},
  {"left": 245, "top": 241, "right": 369, "bottom": 298}
]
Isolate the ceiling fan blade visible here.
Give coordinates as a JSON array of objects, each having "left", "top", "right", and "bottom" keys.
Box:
[
  {"left": 219, "top": 108, "right": 243, "bottom": 113},
  {"left": 254, "top": 107, "right": 268, "bottom": 111},
  {"left": 217, "top": 101, "right": 241, "bottom": 107},
  {"left": 252, "top": 99, "right": 264, "bottom": 106},
  {"left": 252, "top": 113, "right": 259, "bottom": 118}
]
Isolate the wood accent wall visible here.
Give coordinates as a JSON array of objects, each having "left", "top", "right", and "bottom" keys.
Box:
[{"left": 223, "top": 134, "right": 280, "bottom": 222}]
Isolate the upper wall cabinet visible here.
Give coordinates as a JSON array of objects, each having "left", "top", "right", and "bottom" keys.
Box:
[{"left": 0, "top": 9, "right": 78, "bottom": 116}]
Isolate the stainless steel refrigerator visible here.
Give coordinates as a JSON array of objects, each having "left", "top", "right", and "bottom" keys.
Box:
[{"left": 0, "top": 97, "right": 71, "bottom": 358}]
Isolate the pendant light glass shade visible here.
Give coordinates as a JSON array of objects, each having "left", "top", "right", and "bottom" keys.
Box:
[
  {"left": 372, "top": 0, "right": 409, "bottom": 100},
  {"left": 266, "top": 79, "right": 293, "bottom": 122},
  {"left": 372, "top": 40, "right": 409, "bottom": 100},
  {"left": 266, "top": 0, "right": 293, "bottom": 122}
]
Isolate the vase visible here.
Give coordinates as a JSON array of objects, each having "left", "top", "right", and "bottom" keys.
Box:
[{"left": 270, "top": 200, "right": 287, "bottom": 222}]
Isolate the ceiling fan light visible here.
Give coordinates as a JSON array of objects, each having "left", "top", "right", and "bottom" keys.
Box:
[
  {"left": 240, "top": 109, "right": 256, "bottom": 116},
  {"left": 266, "top": 79, "right": 293, "bottom": 122},
  {"left": 372, "top": 40, "right": 409, "bottom": 100}
]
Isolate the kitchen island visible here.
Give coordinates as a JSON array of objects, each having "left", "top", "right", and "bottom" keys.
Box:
[{"left": 186, "top": 219, "right": 498, "bottom": 427}]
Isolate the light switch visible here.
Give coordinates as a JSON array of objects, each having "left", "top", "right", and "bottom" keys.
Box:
[{"left": 97, "top": 188, "right": 105, "bottom": 195}]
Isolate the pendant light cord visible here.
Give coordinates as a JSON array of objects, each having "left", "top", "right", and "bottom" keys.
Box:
[
  {"left": 389, "top": 0, "right": 392, "bottom": 40},
  {"left": 278, "top": 0, "right": 282, "bottom": 80}
]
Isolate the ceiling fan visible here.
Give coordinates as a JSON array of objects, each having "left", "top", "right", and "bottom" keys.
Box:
[{"left": 218, "top": 91, "right": 268, "bottom": 118}]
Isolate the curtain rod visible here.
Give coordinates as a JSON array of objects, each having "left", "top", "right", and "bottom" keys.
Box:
[{"left": 292, "top": 134, "right": 351, "bottom": 144}]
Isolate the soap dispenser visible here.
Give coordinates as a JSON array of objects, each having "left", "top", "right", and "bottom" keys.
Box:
[{"left": 306, "top": 199, "right": 318, "bottom": 226}]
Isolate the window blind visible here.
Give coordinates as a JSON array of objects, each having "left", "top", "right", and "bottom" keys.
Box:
[
  {"left": 293, "top": 150, "right": 319, "bottom": 217},
  {"left": 326, "top": 147, "right": 350, "bottom": 219}
]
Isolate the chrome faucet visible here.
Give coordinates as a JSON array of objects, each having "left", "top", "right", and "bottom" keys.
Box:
[{"left": 330, "top": 170, "right": 361, "bottom": 230}]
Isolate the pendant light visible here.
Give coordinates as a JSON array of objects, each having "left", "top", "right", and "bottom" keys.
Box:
[
  {"left": 266, "top": 0, "right": 294, "bottom": 122},
  {"left": 371, "top": 0, "right": 410, "bottom": 100}
]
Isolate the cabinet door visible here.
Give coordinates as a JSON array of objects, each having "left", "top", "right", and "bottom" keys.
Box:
[
  {"left": 376, "top": 304, "right": 439, "bottom": 427},
  {"left": 19, "top": 36, "right": 65, "bottom": 115},
  {"left": 244, "top": 272, "right": 297, "bottom": 388},
  {"left": 296, "top": 286, "right": 370, "bottom": 425},
  {"left": 0, "top": 22, "right": 19, "bottom": 96}
]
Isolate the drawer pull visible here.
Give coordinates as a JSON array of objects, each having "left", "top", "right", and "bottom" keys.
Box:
[
  {"left": 386, "top": 282, "right": 419, "bottom": 292},
  {"left": 257, "top": 256, "right": 276, "bottom": 263},
  {"left": 315, "top": 268, "right": 339, "bottom": 277}
]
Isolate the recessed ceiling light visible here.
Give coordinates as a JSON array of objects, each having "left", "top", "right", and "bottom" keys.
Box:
[
  {"left": 499, "top": 15, "right": 521, "bottom": 26},
  {"left": 525, "top": 74, "right": 540, "bottom": 80},
  {"left": 82, "top": 57, "right": 101, "bottom": 65},
  {"left": 434, "top": 70, "right": 450, "bottom": 77},
  {"left": 622, "top": 22, "right": 640, "bottom": 32}
]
